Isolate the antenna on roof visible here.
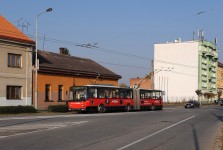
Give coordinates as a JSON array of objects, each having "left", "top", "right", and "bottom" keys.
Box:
[
  {"left": 198, "top": 29, "right": 204, "bottom": 41},
  {"left": 215, "top": 37, "right": 217, "bottom": 46},
  {"left": 15, "top": 18, "right": 23, "bottom": 27},
  {"left": 15, "top": 18, "right": 30, "bottom": 33},
  {"left": 43, "top": 34, "right": 46, "bottom": 51},
  {"left": 193, "top": 31, "right": 196, "bottom": 41}
]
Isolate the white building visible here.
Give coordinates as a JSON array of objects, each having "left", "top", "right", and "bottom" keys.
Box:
[{"left": 154, "top": 38, "right": 218, "bottom": 103}]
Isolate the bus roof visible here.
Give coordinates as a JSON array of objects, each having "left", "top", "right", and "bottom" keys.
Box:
[
  {"left": 138, "top": 88, "right": 163, "bottom": 92},
  {"left": 73, "top": 84, "right": 131, "bottom": 89}
]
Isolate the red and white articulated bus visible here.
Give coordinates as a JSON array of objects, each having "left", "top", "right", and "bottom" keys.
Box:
[{"left": 67, "top": 85, "right": 163, "bottom": 112}]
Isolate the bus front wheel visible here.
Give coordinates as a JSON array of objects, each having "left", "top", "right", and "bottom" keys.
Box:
[{"left": 98, "top": 104, "right": 106, "bottom": 113}]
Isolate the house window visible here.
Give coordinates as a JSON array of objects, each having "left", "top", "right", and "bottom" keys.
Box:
[
  {"left": 7, "top": 86, "right": 22, "bottom": 99},
  {"left": 8, "top": 53, "right": 21, "bottom": 67},
  {"left": 58, "top": 85, "right": 63, "bottom": 100},
  {"left": 45, "top": 84, "right": 51, "bottom": 101}
]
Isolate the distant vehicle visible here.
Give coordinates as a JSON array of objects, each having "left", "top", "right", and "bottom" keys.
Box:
[
  {"left": 185, "top": 100, "right": 200, "bottom": 108},
  {"left": 219, "top": 99, "right": 223, "bottom": 106}
]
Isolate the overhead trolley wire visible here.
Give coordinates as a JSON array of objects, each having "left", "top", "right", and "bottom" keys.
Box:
[{"left": 0, "top": 29, "right": 219, "bottom": 70}]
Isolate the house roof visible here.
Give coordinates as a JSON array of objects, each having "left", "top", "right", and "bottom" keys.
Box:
[
  {"left": 0, "top": 15, "right": 34, "bottom": 44},
  {"left": 37, "top": 50, "right": 122, "bottom": 80}
]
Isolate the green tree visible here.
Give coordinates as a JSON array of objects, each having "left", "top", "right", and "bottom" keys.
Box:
[
  {"left": 64, "top": 48, "right": 70, "bottom": 55},
  {"left": 217, "top": 90, "right": 222, "bottom": 99}
]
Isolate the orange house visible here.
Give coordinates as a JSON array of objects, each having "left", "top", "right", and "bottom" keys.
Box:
[
  {"left": 218, "top": 62, "right": 223, "bottom": 99},
  {"left": 35, "top": 48, "right": 121, "bottom": 110}
]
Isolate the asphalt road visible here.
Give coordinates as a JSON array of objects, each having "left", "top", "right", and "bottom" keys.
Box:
[{"left": 0, "top": 106, "right": 222, "bottom": 150}]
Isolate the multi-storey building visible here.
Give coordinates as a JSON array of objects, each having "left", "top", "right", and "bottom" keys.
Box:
[
  {"left": 154, "top": 38, "right": 218, "bottom": 102},
  {"left": 0, "top": 16, "right": 35, "bottom": 106}
]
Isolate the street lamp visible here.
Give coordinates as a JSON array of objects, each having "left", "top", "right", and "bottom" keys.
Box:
[{"left": 35, "top": 8, "right": 53, "bottom": 109}]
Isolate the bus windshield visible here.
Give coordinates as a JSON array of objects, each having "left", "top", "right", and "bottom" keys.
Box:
[
  {"left": 154, "top": 91, "right": 162, "bottom": 98},
  {"left": 71, "top": 86, "right": 87, "bottom": 100}
]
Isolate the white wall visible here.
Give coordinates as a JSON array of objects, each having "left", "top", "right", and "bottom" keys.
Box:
[
  {"left": 0, "top": 42, "right": 33, "bottom": 106},
  {"left": 0, "top": 97, "right": 32, "bottom": 106},
  {"left": 154, "top": 41, "right": 199, "bottom": 102}
]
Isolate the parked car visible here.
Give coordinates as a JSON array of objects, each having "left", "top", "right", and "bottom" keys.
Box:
[
  {"left": 185, "top": 100, "right": 200, "bottom": 108},
  {"left": 219, "top": 99, "right": 223, "bottom": 106}
]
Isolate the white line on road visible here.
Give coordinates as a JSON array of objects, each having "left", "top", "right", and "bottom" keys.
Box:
[
  {"left": 0, "top": 113, "right": 131, "bottom": 121},
  {"left": 0, "top": 121, "right": 88, "bottom": 139},
  {"left": 117, "top": 115, "right": 195, "bottom": 150},
  {"left": 0, "top": 111, "right": 151, "bottom": 121}
]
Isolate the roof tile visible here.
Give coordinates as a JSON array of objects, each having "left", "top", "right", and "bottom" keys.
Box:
[
  {"left": 0, "top": 15, "right": 34, "bottom": 44},
  {"left": 38, "top": 50, "right": 122, "bottom": 79}
]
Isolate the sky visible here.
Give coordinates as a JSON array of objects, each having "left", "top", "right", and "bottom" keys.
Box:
[{"left": 1, "top": 0, "right": 223, "bottom": 85}]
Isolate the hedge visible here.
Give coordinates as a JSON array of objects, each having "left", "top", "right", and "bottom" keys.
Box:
[
  {"left": 48, "top": 105, "right": 68, "bottom": 112},
  {"left": 0, "top": 106, "right": 37, "bottom": 114}
]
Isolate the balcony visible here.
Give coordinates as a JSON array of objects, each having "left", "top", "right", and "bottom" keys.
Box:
[
  {"left": 202, "top": 77, "right": 207, "bottom": 81},
  {"left": 202, "top": 51, "right": 207, "bottom": 55},
  {"left": 202, "top": 65, "right": 207, "bottom": 70},
  {"left": 213, "top": 55, "right": 218, "bottom": 60}
]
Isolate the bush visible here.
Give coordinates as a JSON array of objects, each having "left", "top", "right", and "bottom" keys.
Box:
[
  {"left": 48, "top": 105, "right": 68, "bottom": 112},
  {"left": 0, "top": 106, "right": 37, "bottom": 114}
]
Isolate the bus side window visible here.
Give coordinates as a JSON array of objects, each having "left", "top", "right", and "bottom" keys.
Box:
[{"left": 98, "top": 88, "right": 104, "bottom": 98}]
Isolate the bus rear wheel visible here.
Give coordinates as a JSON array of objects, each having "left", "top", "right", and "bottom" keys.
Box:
[
  {"left": 150, "top": 104, "right": 155, "bottom": 111},
  {"left": 98, "top": 104, "right": 106, "bottom": 113}
]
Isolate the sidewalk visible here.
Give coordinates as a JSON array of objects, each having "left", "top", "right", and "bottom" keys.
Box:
[{"left": 214, "top": 124, "right": 223, "bottom": 150}]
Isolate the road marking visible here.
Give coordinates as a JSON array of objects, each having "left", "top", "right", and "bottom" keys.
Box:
[
  {"left": 117, "top": 115, "right": 195, "bottom": 150},
  {"left": 0, "top": 112, "right": 149, "bottom": 121},
  {"left": 0, "top": 113, "right": 130, "bottom": 121},
  {"left": 0, "top": 121, "right": 88, "bottom": 139}
]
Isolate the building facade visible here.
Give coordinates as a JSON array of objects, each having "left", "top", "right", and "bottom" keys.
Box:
[
  {"left": 154, "top": 39, "right": 218, "bottom": 102},
  {"left": 35, "top": 49, "right": 121, "bottom": 110},
  {"left": 218, "top": 62, "right": 223, "bottom": 99},
  {"left": 129, "top": 77, "right": 152, "bottom": 89},
  {"left": 0, "top": 16, "right": 35, "bottom": 106}
]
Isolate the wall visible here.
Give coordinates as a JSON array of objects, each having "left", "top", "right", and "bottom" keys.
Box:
[
  {"left": 0, "top": 41, "right": 32, "bottom": 106},
  {"left": 218, "top": 63, "right": 223, "bottom": 98},
  {"left": 129, "top": 78, "right": 152, "bottom": 89},
  {"left": 36, "top": 73, "right": 119, "bottom": 110},
  {"left": 154, "top": 41, "right": 199, "bottom": 102}
]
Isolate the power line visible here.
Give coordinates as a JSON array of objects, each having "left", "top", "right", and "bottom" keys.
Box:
[
  {"left": 96, "top": 61, "right": 151, "bottom": 70},
  {"left": 1, "top": 30, "right": 221, "bottom": 79},
  {"left": 0, "top": 29, "right": 221, "bottom": 69}
]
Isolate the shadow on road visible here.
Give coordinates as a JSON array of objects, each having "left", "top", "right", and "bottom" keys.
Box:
[
  {"left": 190, "top": 123, "right": 200, "bottom": 150},
  {"left": 0, "top": 117, "right": 55, "bottom": 128},
  {"left": 212, "top": 112, "right": 223, "bottom": 122}
]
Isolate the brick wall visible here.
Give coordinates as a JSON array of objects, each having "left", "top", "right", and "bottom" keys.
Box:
[{"left": 130, "top": 78, "right": 152, "bottom": 89}]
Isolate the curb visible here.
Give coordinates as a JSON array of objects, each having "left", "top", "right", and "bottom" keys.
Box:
[{"left": 214, "top": 124, "right": 223, "bottom": 150}]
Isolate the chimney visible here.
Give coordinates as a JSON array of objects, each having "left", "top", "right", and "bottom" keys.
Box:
[{"left": 59, "top": 47, "right": 66, "bottom": 55}]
